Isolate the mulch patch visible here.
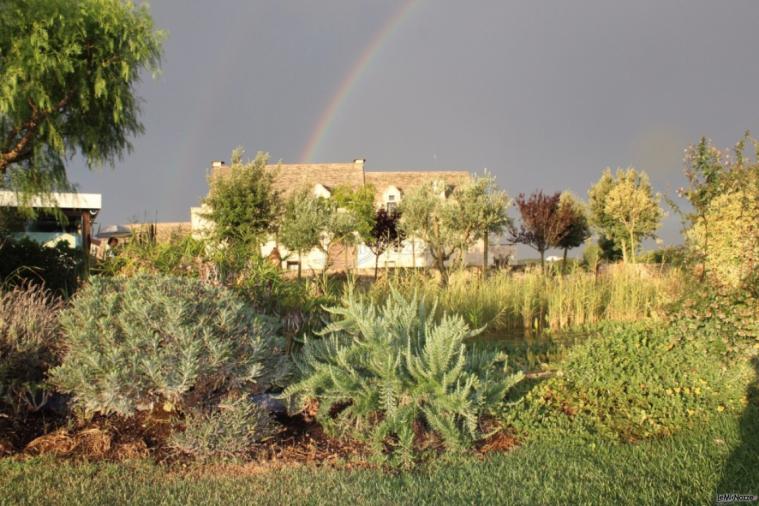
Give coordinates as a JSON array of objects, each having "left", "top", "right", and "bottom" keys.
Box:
[{"left": 2, "top": 409, "right": 518, "bottom": 471}]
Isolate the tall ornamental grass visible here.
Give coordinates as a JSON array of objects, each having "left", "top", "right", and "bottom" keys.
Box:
[{"left": 369, "top": 264, "right": 684, "bottom": 333}]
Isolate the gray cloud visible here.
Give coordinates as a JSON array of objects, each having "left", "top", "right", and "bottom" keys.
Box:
[{"left": 67, "top": 0, "right": 759, "bottom": 254}]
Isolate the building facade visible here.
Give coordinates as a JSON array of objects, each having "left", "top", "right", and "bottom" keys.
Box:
[{"left": 192, "top": 159, "right": 514, "bottom": 272}]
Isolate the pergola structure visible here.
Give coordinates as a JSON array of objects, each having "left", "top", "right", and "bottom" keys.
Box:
[{"left": 0, "top": 190, "right": 102, "bottom": 271}]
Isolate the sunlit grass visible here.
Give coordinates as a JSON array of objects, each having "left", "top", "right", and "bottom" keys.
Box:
[
  {"left": 368, "top": 263, "right": 684, "bottom": 333},
  {"left": 1, "top": 410, "right": 755, "bottom": 505}
]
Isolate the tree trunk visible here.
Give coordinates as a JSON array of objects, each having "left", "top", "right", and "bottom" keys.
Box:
[
  {"left": 482, "top": 232, "right": 489, "bottom": 279},
  {"left": 562, "top": 247, "right": 568, "bottom": 274},
  {"left": 411, "top": 236, "right": 416, "bottom": 269},
  {"left": 433, "top": 247, "right": 448, "bottom": 286},
  {"left": 621, "top": 238, "right": 628, "bottom": 264},
  {"left": 629, "top": 229, "right": 636, "bottom": 264},
  {"left": 374, "top": 252, "right": 380, "bottom": 281},
  {"left": 344, "top": 242, "right": 350, "bottom": 275},
  {"left": 540, "top": 249, "right": 546, "bottom": 274},
  {"left": 297, "top": 250, "right": 302, "bottom": 280}
]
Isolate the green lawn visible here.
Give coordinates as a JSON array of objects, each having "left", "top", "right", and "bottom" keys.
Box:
[{"left": 1, "top": 407, "right": 756, "bottom": 506}]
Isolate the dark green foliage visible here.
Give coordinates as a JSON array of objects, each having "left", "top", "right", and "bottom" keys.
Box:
[
  {"left": 507, "top": 322, "right": 750, "bottom": 442},
  {"left": 0, "top": 237, "right": 82, "bottom": 295},
  {"left": 556, "top": 193, "right": 590, "bottom": 261},
  {"left": 0, "top": 283, "right": 62, "bottom": 417},
  {"left": 169, "top": 395, "right": 277, "bottom": 460},
  {"left": 0, "top": 0, "right": 164, "bottom": 193},
  {"left": 50, "top": 275, "right": 290, "bottom": 418},
  {"left": 597, "top": 234, "right": 623, "bottom": 262},
  {"left": 365, "top": 208, "right": 404, "bottom": 280},
  {"left": 638, "top": 245, "right": 689, "bottom": 267},
  {"left": 283, "top": 291, "right": 523, "bottom": 465},
  {"left": 331, "top": 184, "right": 376, "bottom": 239}
]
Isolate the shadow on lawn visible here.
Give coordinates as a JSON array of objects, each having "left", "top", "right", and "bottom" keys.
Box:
[{"left": 717, "top": 355, "right": 759, "bottom": 496}]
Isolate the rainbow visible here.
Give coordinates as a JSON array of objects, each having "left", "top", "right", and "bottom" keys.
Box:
[{"left": 298, "top": 0, "right": 419, "bottom": 163}]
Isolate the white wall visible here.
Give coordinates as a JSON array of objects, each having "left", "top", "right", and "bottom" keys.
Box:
[{"left": 261, "top": 239, "right": 328, "bottom": 272}]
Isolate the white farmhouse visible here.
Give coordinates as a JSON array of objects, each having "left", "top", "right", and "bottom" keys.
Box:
[{"left": 192, "top": 159, "right": 514, "bottom": 273}]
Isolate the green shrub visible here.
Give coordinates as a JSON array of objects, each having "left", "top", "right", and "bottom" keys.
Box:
[
  {"left": 50, "top": 275, "right": 290, "bottom": 418},
  {"left": 506, "top": 322, "right": 750, "bottom": 442},
  {"left": 96, "top": 235, "right": 207, "bottom": 279},
  {"left": 0, "top": 238, "right": 82, "bottom": 295},
  {"left": 0, "top": 283, "right": 62, "bottom": 416},
  {"left": 674, "top": 284, "right": 759, "bottom": 342},
  {"left": 282, "top": 290, "right": 523, "bottom": 465},
  {"left": 168, "top": 395, "right": 277, "bottom": 460}
]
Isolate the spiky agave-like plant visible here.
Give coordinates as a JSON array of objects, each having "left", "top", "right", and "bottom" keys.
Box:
[{"left": 282, "top": 289, "right": 523, "bottom": 464}]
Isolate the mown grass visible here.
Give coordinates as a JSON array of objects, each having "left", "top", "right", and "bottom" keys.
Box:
[{"left": 1, "top": 408, "right": 756, "bottom": 506}]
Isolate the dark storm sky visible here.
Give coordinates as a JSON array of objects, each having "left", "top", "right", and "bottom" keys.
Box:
[{"left": 67, "top": 0, "right": 759, "bottom": 252}]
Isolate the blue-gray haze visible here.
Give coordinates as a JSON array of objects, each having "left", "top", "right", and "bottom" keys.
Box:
[{"left": 67, "top": 0, "right": 759, "bottom": 256}]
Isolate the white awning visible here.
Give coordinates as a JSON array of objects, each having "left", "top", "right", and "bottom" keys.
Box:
[{"left": 0, "top": 191, "right": 101, "bottom": 210}]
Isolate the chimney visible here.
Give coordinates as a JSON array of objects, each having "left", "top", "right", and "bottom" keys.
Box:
[
  {"left": 211, "top": 160, "right": 225, "bottom": 168},
  {"left": 354, "top": 158, "right": 366, "bottom": 185}
]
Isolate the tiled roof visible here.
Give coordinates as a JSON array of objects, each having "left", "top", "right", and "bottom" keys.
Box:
[
  {"left": 209, "top": 161, "right": 470, "bottom": 202},
  {"left": 364, "top": 171, "right": 470, "bottom": 198},
  {"left": 210, "top": 162, "right": 363, "bottom": 196}
]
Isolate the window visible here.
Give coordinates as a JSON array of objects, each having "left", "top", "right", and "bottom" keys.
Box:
[{"left": 386, "top": 201, "right": 397, "bottom": 213}]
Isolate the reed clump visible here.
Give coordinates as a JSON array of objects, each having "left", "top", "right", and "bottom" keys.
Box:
[{"left": 368, "top": 263, "right": 684, "bottom": 333}]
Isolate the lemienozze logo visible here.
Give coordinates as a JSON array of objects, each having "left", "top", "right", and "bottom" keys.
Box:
[{"left": 716, "top": 493, "right": 758, "bottom": 504}]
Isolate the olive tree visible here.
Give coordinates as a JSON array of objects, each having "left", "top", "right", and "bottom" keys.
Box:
[
  {"left": 400, "top": 182, "right": 463, "bottom": 284},
  {"left": 455, "top": 173, "right": 511, "bottom": 276},
  {"left": 0, "top": 0, "right": 164, "bottom": 195},
  {"left": 279, "top": 189, "right": 330, "bottom": 279}
]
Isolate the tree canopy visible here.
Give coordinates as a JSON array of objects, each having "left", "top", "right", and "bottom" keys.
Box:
[
  {"left": 510, "top": 191, "right": 569, "bottom": 271},
  {"left": 556, "top": 192, "right": 591, "bottom": 267},
  {"left": 400, "top": 182, "right": 462, "bottom": 284},
  {"left": 589, "top": 168, "right": 662, "bottom": 263},
  {"left": 364, "top": 207, "right": 404, "bottom": 280},
  {"left": 279, "top": 189, "right": 330, "bottom": 279},
  {"left": 453, "top": 173, "right": 511, "bottom": 274},
  {"left": 203, "top": 149, "right": 282, "bottom": 249},
  {"left": 682, "top": 133, "right": 759, "bottom": 289},
  {"left": 0, "top": 0, "right": 164, "bottom": 195}
]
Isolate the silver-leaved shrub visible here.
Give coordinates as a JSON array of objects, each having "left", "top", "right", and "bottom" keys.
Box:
[
  {"left": 0, "top": 283, "right": 62, "bottom": 417},
  {"left": 50, "top": 275, "right": 289, "bottom": 418},
  {"left": 282, "top": 290, "right": 523, "bottom": 465},
  {"left": 168, "top": 394, "right": 278, "bottom": 460}
]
